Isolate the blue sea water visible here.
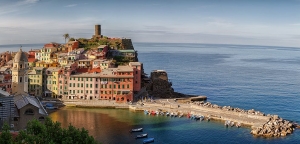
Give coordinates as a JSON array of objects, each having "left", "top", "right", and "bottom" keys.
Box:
[{"left": 1, "top": 43, "right": 300, "bottom": 143}]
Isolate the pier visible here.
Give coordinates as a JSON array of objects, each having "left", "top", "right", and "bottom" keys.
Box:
[{"left": 62, "top": 98, "right": 297, "bottom": 137}]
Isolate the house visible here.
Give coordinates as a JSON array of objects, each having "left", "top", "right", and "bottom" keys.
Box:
[
  {"left": 28, "top": 67, "right": 44, "bottom": 96},
  {"left": 92, "top": 59, "right": 113, "bottom": 70},
  {"left": 66, "top": 41, "right": 79, "bottom": 52},
  {"left": 13, "top": 95, "right": 48, "bottom": 130},
  {"left": 0, "top": 67, "right": 12, "bottom": 94},
  {"left": 43, "top": 67, "right": 61, "bottom": 98}
]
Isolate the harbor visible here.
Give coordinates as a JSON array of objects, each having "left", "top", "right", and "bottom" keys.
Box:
[{"left": 61, "top": 96, "right": 298, "bottom": 138}]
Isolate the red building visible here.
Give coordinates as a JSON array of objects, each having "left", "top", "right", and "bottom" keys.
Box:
[
  {"left": 66, "top": 41, "right": 79, "bottom": 52},
  {"left": 44, "top": 42, "right": 61, "bottom": 48}
]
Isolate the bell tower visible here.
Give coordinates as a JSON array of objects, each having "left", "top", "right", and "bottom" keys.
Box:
[{"left": 11, "top": 48, "right": 29, "bottom": 95}]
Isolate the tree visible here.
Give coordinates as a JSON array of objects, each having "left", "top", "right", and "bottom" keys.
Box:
[
  {"left": 63, "top": 33, "right": 70, "bottom": 43},
  {"left": 0, "top": 123, "right": 13, "bottom": 144},
  {"left": 69, "top": 37, "right": 75, "bottom": 41},
  {"left": 2, "top": 117, "right": 99, "bottom": 144}
]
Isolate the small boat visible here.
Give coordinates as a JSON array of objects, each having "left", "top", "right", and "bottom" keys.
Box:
[
  {"left": 144, "top": 110, "right": 149, "bottom": 115},
  {"left": 131, "top": 128, "right": 143, "bottom": 132},
  {"left": 225, "top": 120, "right": 230, "bottom": 127},
  {"left": 135, "top": 133, "right": 148, "bottom": 139},
  {"left": 230, "top": 121, "right": 235, "bottom": 127},
  {"left": 236, "top": 122, "right": 241, "bottom": 128},
  {"left": 150, "top": 111, "right": 156, "bottom": 115},
  {"left": 143, "top": 138, "right": 154, "bottom": 144}
]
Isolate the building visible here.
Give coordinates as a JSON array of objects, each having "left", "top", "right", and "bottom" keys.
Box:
[
  {"left": 66, "top": 41, "right": 79, "bottom": 52},
  {"left": 0, "top": 67, "right": 12, "bottom": 94},
  {"left": 64, "top": 65, "right": 134, "bottom": 103},
  {"left": 36, "top": 47, "right": 58, "bottom": 63},
  {"left": 28, "top": 49, "right": 39, "bottom": 67},
  {"left": 77, "top": 59, "right": 94, "bottom": 68},
  {"left": 13, "top": 95, "right": 48, "bottom": 130},
  {"left": 129, "top": 62, "right": 142, "bottom": 92},
  {"left": 11, "top": 49, "right": 28, "bottom": 95},
  {"left": 92, "top": 59, "right": 112, "bottom": 70},
  {"left": 93, "top": 24, "right": 102, "bottom": 39},
  {"left": 28, "top": 67, "right": 44, "bottom": 96},
  {"left": 0, "top": 51, "right": 12, "bottom": 67},
  {"left": 0, "top": 93, "right": 15, "bottom": 129},
  {"left": 43, "top": 67, "right": 61, "bottom": 98}
]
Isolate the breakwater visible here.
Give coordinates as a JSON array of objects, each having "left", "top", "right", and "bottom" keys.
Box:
[{"left": 62, "top": 99, "right": 297, "bottom": 137}]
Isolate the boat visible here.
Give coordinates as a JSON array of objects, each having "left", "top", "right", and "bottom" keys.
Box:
[
  {"left": 131, "top": 128, "right": 143, "bottom": 132},
  {"left": 135, "top": 133, "right": 148, "bottom": 139},
  {"left": 230, "top": 121, "right": 235, "bottom": 127},
  {"left": 144, "top": 110, "right": 149, "bottom": 115},
  {"left": 225, "top": 120, "right": 230, "bottom": 127},
  {"left": 143, "top": 138, "right": 154, "bottom": 144},
  {"left": 236, "top": 122, "right": 241, "bottom": 128}
]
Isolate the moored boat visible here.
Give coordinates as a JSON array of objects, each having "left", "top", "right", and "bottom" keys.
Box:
[
  {"left": 131, "top": 128, "right": 143, "bottom": 132},
  {"left": 135, "top": 133, "right": 148, "bottom": 139},
  {"left": 143, "top": 138, "right": 154, "bottom": 144}
]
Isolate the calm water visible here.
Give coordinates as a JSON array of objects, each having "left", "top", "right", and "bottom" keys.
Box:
[{"left": 1, "top": 43, "right": 300, "bottom": 143}]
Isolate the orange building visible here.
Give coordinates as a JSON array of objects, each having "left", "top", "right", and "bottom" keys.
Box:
[{"left": 66, "top": 41, "right": 79, "bottom": 52}]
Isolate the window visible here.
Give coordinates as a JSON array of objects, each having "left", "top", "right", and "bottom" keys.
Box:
[
  {"left": 77, "top": 90, "right": 79, "bottom": 93},
  {"left": 73, "top": 83, "right": 75, "bottom": 87},
  {"left": 86, "top": 84, "right": 88, "bottom": 88},
  {"left": 77, "top": 83, "right": 80, "bottom": 87},
  {"left": 81, "top": 90, "right": 83, "bottom": 93},
  {"left": 81, "top": 83, "right": 83, "bottom": 87},
  {"left": 90, "top": 90, "right": 92, "bottom": 94},
  {"left": 78, "top": 78, "right": 80, "bottom": 81},
  {"left": 39, "top": 116, "right": 45, "bottom": 121},
  {"left": 69, "top": 83, "right": 72, "bottom": 87},
  {"left": 95, "top": 90, "right": 98, "bottom": 94},
  {"left": 122, "top": 85, "right": 124, "bottom": 89},
  {"left": 127, "top": 84, "right": 130, "bottom": 88},
  {"left": 118, "top": 85, "right": 120, "bottom": 89},
  {"left": 90, "top": 78, "right": 92, "bottom": 81},
  {"left": 73, "top": 90, "right": 75, "bottom": 94},
  {"left": 136, "top": 71, "right": 138, "bottom": 74},
  {"left": 20, "top": 77, "right": 22, "bottom": 83},
  {"left": 90, "top": 84, "right": 92, "bottom": 88},
  {"left": 95, "top": 84, "right": 98, "bottom": 88},
  {"left": 25, "top": 109, "right": 34, "bottom": 115},
  {"left": 86, "top": 90, "right": 88, "bottom": 94}
]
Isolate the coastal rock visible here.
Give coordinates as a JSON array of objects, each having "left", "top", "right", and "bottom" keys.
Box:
[{"left": 251, "top": 117, "right": 295, "bottom": 138}]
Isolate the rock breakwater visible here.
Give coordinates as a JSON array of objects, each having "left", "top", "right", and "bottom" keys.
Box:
[{"left": 250, "top": 115, "right": 296, "bottom": 137}]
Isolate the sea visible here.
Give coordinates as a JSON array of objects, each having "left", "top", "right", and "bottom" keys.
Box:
[{"left": 1, "top": 42, "right": 300, "bottom": 144}]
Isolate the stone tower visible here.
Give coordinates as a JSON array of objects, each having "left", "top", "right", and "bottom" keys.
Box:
[
  {"left": 95, "top": 24, "right": 101, "bottom": 36},
  {"left": 11, "top": 48, "right": 28, "bottom": 95}
]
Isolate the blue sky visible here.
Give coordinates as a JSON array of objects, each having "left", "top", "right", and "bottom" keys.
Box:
[{"left": 0, "top": 0, "right": 300, "bottom": 47}]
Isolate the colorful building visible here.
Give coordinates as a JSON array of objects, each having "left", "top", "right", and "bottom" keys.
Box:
[
  {"left": 28, "top": 67, "right": 44, "bottom": 96},
  {"left": 66, "top": 41, "right": 79, "bottom": 52},
  {"left": 43, "top": 67, "right": 61, "bottom": 98}
]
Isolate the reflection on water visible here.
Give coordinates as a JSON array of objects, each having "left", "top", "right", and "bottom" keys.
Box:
[{"left": 49, "top": 107, "right": 139, "bottom": 144}]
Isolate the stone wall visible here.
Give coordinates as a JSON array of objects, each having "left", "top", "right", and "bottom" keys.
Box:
[{"left": 121, "top": 39, "right": 134, "bottom": 49}]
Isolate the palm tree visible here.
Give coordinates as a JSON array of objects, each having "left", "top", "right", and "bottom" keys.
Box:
[{"left": 63, "top": 33, "right": 70, "bottom": 43}]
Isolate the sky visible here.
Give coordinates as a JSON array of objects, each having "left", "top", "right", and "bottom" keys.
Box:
[{"left": 0, "top": 0, "right": 300, "bottom": 47}]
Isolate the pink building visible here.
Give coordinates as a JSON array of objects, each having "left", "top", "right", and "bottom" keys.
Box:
[{"left": 129, "top": 62, "right": 142, "bottom": 92}]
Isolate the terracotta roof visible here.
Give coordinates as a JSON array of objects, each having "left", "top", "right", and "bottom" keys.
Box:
[
  {"left": 89, "top": 68, "right": 101, "bottom": 73},
  {"left": 28, "top": 58, "right": 37, "bottom": 62},
  {"left": 76, "top": 68, "right": 89, "bottom": 73}
]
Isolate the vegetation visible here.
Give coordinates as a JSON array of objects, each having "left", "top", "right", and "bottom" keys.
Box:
[
  {"left": 63, "top": 33, "right": 70, "bottom": 43},
  {"left": 0, "top": 118, "right": 99, "bottom": 144}
]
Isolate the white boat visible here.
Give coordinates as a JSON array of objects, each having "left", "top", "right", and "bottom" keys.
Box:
[
  {"left": 131, "top": 128, "right": 143, "bottom": 132},
  {"left": 136, "top": 133, "right": 148, "bottom": 139}
]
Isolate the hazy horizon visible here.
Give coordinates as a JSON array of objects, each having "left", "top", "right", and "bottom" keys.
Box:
[{"left": 1, "top": 0, "right": 300, "bottom": 47}]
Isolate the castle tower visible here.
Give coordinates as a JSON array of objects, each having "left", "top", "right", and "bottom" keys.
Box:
[
  {"left": 11, "top": 48, "right": 28, "bottom": 95},
  {"left": 95, "top": 24, "right": 101, "bottom": 36}
]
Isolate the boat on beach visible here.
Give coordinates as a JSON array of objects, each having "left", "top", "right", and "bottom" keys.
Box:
[
  {"left": 135, "top": 133, "right": 148, "bottom": 139},
  {"left": 131, "top": 128, "right": 143, "bottom": 132},
  {"left": 143, "top": 138, "right": 154, "bottom": 144}
]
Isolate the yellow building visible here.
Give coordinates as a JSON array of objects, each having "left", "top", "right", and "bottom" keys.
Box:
[
  {"left": 43, "top": 67, "right": 61, "bottom": 98},
  {"left": 36, "top": 47, "right": 57, "bottom": 63},
  {"left": 28, "top": 67, "right": 44, "bottom": 96}
]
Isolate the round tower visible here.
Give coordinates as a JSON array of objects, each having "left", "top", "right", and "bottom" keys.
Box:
[
  {"left": 12, "top": 48, "right": 29, "bottom": 95},
  {"left": 95, "top": 24, "right": 101, "bottom": 36}
]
